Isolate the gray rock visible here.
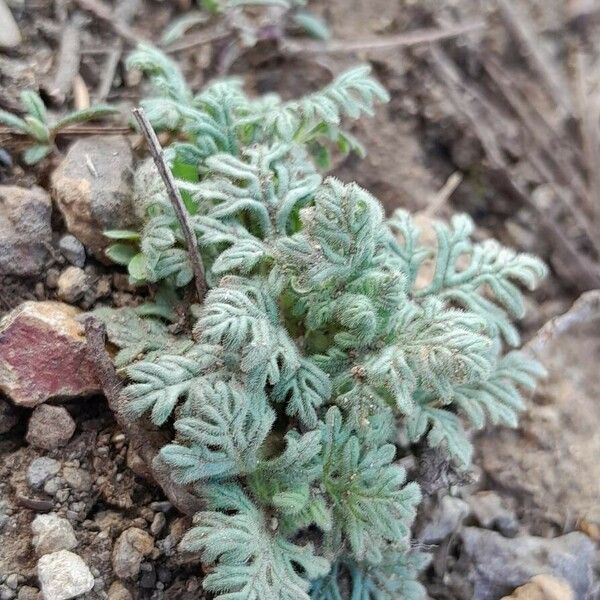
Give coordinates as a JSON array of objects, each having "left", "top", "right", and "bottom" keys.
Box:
[
  {"left": 5, "top": 575, "right": 17, "bottom": 590},
  {"left": 112, "top": 527, "right": 154, "bottom": 580},
  {"left": 0, "top": 186, "right": 51, "bottom": 276},
  {"left": 460, "top": 527, "right": 597, "bottom": 600},
  {"left": 26, "top": 405, "right": 76, "bottom": 450},
  {"left": 51, "top": 136, "right": 137, "bottom": 258},
  {"left": 16, "top": 587, "right": 39, "bottom": 600},
  {"left": 43, "top": 478, "right": 61, "bottom": 496},
  {"left": 62, "top": 466, "right": 92, "bottom": 492},
  {"left": 27, "top": 457, "right": 61, "bottom": 490},
  {"left": 0, "top": 0, "right": 21, "bottom": 48},
  {"left": 150, "top": 512, "right": 166, "bottom": 537},
  {"left": 37, "top": 550, "right": 94, "bottom": 600},
  {"left": 0, "top": 585, "right": 15, "bottom": 600},
  {"left": 467, "top": 491, "right": 519, "bottom": 537},
  {"left": 419, "top": 495, "right": 470, "bottom": 544},
  {"left": 56, "top": 267, "right": 88, "bottom": 304},
  {"left": 31, "top": 513, "right": 77, "bottom": 555},
  {"left": 0, "top": 398, "right": 18, "bottom": 434},
  {"left": 58, "top": 235, "right": 86, "bottom": 268}
]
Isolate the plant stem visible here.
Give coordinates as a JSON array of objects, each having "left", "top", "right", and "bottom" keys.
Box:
[{"left": 132, "top": 107, "right": 208, "bottom": 303}]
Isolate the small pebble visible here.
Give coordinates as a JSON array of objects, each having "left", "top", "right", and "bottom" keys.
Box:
[{"left": 58, "top": 235, "right": 86, "bottom": 267}]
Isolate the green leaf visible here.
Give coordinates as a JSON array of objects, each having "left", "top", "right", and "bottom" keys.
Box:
[
  {"left": 24, "top": 116, "right": 50, "bottom": 142},
  {"left": 128, "top": 253, "right": 148, "bottom": 281},
  {"left": 104, "top": 229, "right": 141, "bottom": 241},
  {"left": 180, "top": 484, "right": 330, "bottom": 600},
  {"left": 22, "top": 144, "right": 51, "bottom": 164},
  {"left": 293, "top": 11, "right": 331, "bottom": 41},
  {"left": 20, "top": 91, "right": 48, "bottom": 124},
  {"left": 105, "top": 243, "right": 138, "bottom": 266},
  {"left": 161, "top": 12, "right": 209, "bottom": 45},
  {"left": 52, "top": 105, "right": 118, "bottom": 131},
  {"left": 0, "top": 109, "right": 28, "bottom": 132}
]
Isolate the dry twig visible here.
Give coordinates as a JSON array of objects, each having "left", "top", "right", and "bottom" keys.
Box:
[
  {"left": 132, "top": 107, "right": 207, "bottom": 303},
  {"left": 282, "top": 20, "right": 485, "bottom": 55},
  {"left": 74, "top": 0, "right": 145, "bottom": 46},
  {"left": 496, "top": 0, "right": 573, "bottom": 116}
]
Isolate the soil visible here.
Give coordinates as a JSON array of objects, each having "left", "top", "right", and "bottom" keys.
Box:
[{"left": 0, "top": 0, "right": 599, "bottom": 599}]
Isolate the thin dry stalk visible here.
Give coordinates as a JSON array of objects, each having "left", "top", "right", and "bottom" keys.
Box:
[
  {"left": 283, "top": 20, "right": 485, "bottom": 55},
  {"left": 132, "top": 107, "right": 207, "bottom": 303},
  {"left": 44, "top": 18, "right": 81, "bottom": 105}
]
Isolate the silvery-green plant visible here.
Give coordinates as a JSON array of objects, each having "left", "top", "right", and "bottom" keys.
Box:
[
  {"left": 100, "top": 46, "right": 546, "bottom": 599},
  {"left": 0, "top": 91, "right": 116, "bottom": 164}
]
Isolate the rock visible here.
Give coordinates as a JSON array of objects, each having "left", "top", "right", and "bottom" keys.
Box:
[
  {"left": 26, "top": 405, "right": 76, "bottom": 450},
  {"left": 418, "top": 495, "right": 470, "bottom": 544},
  {"left": 0, "top": 0, "right": 21, "bottom": 50},
  {"left": 468, "top": 491, "right": 519, "bottom": 537},
  {"left": 37, "top": 550, "right": 94, "bottom": 600},
  {"left": 479, "top": 293, "right": 600, "bottom": 532},
  {"left": 0, "top": 186, "right": 51, "bottom": 276},
  {"left": 150, "top": 511, "right": 166, "bottom": 537},
  {"left": 460, "top": 528, "right": 596, "bottom": 600},
  {"left": 58, "top": 235, "right": 86, "bottom": 268},
  {"left": 112, "top": 527, "right": 154, "bottom": 580},
  {"left": 0, "top": 398, "right": 18, "bottom": 433},
  {"left": 51, "top": 136, "right": 136, "bottom": 258},
  {"left": 27, "top": 457, "right": 61, "bottom": 490},
  {"left": 56, "top": 267, "right": 88, "bottom": 304},
  {"left": 107, "top": 581, "right": 132, "bottom": 600},
  {"left": 62, "top": 466, "right": 92, "bottom": 492},
  {"left": 17, "top": 587, "right": 39, "bottom": 600},
  {"left": 0, "top": 301, "right": 100, "bottom": 407},
  {"left": 5, "top": 575, "right": 17, "bottom": 590},
  {"left": 31, "top": 513, "right": 77, "bottom": 555},
  {"left": 501, "top": 575, "right": 574, "bottom": 600}
]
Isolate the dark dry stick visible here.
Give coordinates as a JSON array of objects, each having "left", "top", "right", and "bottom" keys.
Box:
[
  {"left": 132, "top": 107, "right": 207, "bottom": 302},
  {"left": 74, "top": 0, "right": 145, "bottom": 46},
  {"left": 282, "top": 20, "right": 485, "bottom": 55}
]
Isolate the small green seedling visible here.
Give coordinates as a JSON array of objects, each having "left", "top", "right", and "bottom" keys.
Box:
[{"left": 0, "top": 91, "right": 117, "bottom": 164}]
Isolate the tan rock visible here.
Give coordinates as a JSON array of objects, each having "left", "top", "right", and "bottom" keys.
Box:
[
  {"left": 26, "top": 404, "right": 76, "bottom": 449},
  {"left": 112, "top": 527, "right": 154, "bottom": 580},
  {"left": 51, "top": 136, "right": 137, "bottom": 258},
  {"left": 57, "top": 267, "right": 88, "bottom": 304},
  {"left": 501, "top": 575, "right": 574, "bottom": 600},
  {"left": 107, "top": 581, "right": 133, "bottom": 600},
  {"left": 0, "top": 301, "right": 100, "bottom": 407}
]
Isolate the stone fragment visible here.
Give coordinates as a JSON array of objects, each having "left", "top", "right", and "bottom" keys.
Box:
[
  {"left": 112, "top": 527, "right": 154, "bottom": 580},
  {"left": 0, "top": 301, "right": 100, "bottom": 407},
  {"left": 460, "top": 528, "right": 596, "bottom": 600},
  {"left": 26, "top": 405, "right": 75, "bottom": 450},
  {"left": 501, "top": 574, "right": 574, "bottom": 600},
  {"left": 0, "top": 186, "right": 51, "bottom": 276},
  {"left": 58, "top": 235, "right": 86, "bottom": 268},
  {"left": 479, "top": 293, "right": 600, "bottom": 531},
  {"left": 56, "top": 267, "right": 88, "bottom": 304},
  {"left": 0, "top": 0, "right": 21, "bottom": 48},
  {"left": 16, "top": 587, "right": 39, "bottom": 600},
  {"left": 37, "top": 550, "right": 94, "bottom": 600},
  {"left": 51, "top": 136, "right": 136, "bottom": 257},
  {"left": 0, "top": 398, "right": 18, "bottom": 433},
  {"left": 27, "top": 457, "right": 61, "bottom": 490},
  {"left": 31, "top": 513, "right": 77, "bottom": 555},
  {"left": 107, "top": 581, "right": 132, "bottom": 600},
  {"left": 150, "top": 511, "right": 166, "bottom": 537},
  {"left": 468, "top": 491, "right": 519, "bottom": 537},
  {"left": 418, "top": 495, "right": 470, "bottom": 544},
  {"left": 62, "top": 466, "right": 92, "bottom": 492}
]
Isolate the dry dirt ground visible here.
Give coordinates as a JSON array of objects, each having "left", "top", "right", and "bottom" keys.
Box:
[{"left": 0, "top": 0, "right": 599, "bottom": 599}]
